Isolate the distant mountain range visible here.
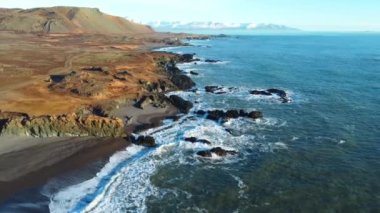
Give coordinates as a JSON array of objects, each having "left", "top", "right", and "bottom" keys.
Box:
[{"left": 146, "top": 21, "right": 300, "bottom": 32}]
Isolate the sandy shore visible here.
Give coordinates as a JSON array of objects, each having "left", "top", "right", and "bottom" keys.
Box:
[{"left": 0, "top": 103, "right": 178, "bottom": 202}]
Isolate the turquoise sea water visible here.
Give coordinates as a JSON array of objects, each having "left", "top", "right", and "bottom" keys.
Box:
[{"left": 2, "top": 34, "right": 380, "bottom": 212}]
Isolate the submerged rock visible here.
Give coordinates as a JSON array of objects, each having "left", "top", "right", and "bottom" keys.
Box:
[
  {"left": 205, "top": 85, "right": 237, "bottom": 94},
  {"left": 200, "top": 109, "right": 263, "bottom": 122},
  {"left": 250, "top": 88, "right": 289, "bottom": 103},
  {"left": 190, "top": 71, "right": 199, "bottom": 75},
  {"left": 205, "top": 86, "right": 221, "bottom": 93},
  {"left": 169, "top": 95, "right": 193, "bottom": 113},
  {"left": 247, "top": 111, "right": 263, "bottom": 119},
  {"left": 250, "top": 90, "right": 272, "bottom": 96},
  {"left": 205, "top": 59, "right": 221, "bottom": 63},
  {"left": 197, "top": 147, "right": 238, "bottom": 158},
  {"left": 184, "top": 137, "right": 211, "bottom": 145}
]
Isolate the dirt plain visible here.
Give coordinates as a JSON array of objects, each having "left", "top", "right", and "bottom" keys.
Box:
[{"left": 0, "top": 31, "right": 189, "bottom": 116}]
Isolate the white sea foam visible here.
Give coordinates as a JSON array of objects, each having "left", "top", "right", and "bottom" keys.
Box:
[
  {"left": 48, "top": 41, "right": 292, "bottom": 212},
  {"left": 48, "top": 145, "right": 144, "bottom": 213},
  {"left": 338, "top": 140, "right": 346, "bottom": 144},
  {"left": 231, "top": 175, "right": 248, "bottom": 199}
]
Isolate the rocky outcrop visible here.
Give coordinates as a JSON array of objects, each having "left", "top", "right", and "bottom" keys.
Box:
[
  {"left": 170, "top": 74, "right": 196, "bottom": 90},
  {"left": 250, "top": 88, "right": 289, "bottom": 103},
  {"left": 196, "top": 109, "right": 263, "bottom": 122},
  {"left": 161, "top": 55, "right": 197, "bottom": 90},
  {"left": 82, "top": 66, "right": 109, "bottom": 73},
  {"left": 197, "top": 147, "right": 238, "bottom": 157},
  {"left": 178, "top": 53, "right": 200, "bottom": 63},
  {"left": 131, "top": 135, "right": 156, "bottom": 147},
  {"left": 140, "top": 79, "right": 171, "bottom": 93},
  {"left": 205, "top": 86, "right": 237, "bottom": 94},
  {"left": 250, "top": 90, "right": 272, "bottom": 96},
  {"left": 134, "top": 93, "right": 169, "bottom": 109},
  {"left": 169, "top": 95, "right": 193, "bottom": 113},
  {"left": 163, "top": 60, "right": 195, "bottom": 90},
  {"left": 134, "top": 96, "right": 150, "bottom": 109},
  {"left": 184, "top": 137, "right": 211, "bottom": 145},
  {"left": 0, "top": 112, "right": 125, "bottom": 137}
]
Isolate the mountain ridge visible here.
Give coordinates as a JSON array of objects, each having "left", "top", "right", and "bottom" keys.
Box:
[{"left": 0, "top": 6, "right": 154, "bottom": 34}]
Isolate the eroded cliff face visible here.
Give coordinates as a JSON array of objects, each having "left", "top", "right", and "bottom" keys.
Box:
[{"left": 0, "top": 112, "right": 125, "bottom": 137}]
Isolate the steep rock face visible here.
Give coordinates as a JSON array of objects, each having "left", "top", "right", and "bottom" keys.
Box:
[
  {"left": 0, "top": 112, "right": 125, "bottom": 137},
  {"left": 0, "top": 7, "right": 153, "bottom": 34},
  {"left": 169, "top": 95, "right": 193, "bottom": 113}
]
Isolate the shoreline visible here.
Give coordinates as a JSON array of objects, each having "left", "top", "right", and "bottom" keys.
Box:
[
  {"left": 0, "top": 37, "right": 198, "bottom": 203},
  {"left": 0, "top": 101, "right": 179, "bottom": 203}
]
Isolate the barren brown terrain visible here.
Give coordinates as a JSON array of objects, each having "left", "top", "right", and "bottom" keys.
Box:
[{"left": 0, "top": 31, "right": 183, "bottom": 116}]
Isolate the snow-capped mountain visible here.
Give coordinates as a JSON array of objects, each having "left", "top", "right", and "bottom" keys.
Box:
[{"left": 146, "top": 21, "right": 299, "bottom": 31}]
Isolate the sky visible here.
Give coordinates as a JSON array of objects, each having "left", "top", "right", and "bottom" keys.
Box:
[{"left": 0, "top": 0, "right": 379, "bottom": 31}]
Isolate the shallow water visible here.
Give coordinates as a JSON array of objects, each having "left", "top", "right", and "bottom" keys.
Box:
[{"left": 3, "top": 34, "right": 380, "bottom": 212}]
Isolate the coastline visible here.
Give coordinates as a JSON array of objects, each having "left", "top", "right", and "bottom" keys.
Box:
[
  {"left": 0, "top": 38, "right": 196, "bottom": 202},
  {"left": 0, "top": 103, "right": 179, "bottom": 203}
]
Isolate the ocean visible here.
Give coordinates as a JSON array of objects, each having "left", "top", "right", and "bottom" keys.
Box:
[{"left": 3, "top": 34, "right": 380, "bottom": 212}]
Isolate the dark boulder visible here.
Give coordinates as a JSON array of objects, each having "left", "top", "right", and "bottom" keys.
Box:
[
  {"left": 210, "top": 147, "right": 238, "bottom": 156},
  {"left": 171, "top": 74, "right": 196, "bottom": 90},
  {"left": 225, "top": 110, "right": 240, "bottom": 119},
  {"left": 165, "top": 62, "right": 182, "bottom": 76},
  {"left": 205, "top": 86, "right": 236, "bottom": 94},
  {"left": 197, "top": 139, "right": 212, "bottom": 145},
  {"left": 239, "top": 110, "right": 248, "bottom": 117},
  {"left": 169, "top": 95, "right": 193, "bottom": 113},
  {"left": 205, "top": 59, "right": 221, "bottom": 63},
  {"left": 199, "top": 109, "right": 263, "bottom": 122},
  {"left": 205, "top": 86, "right": 221, "bottom": 93},
  {"left": 250, "top": 90, "right": 272, "bottom": 96},
  {"left": 247, "top": 111, "right": 263, "bottom": 119},
  {"left": 267, "top": 88, "right": 289, "bottom": 103},
  {"left": 190, "top": 71, "right": 199, "bottom": 75},
  {"left": 134, "top": 96, "right": 150, "bottom": 109},
  {"left": 250, "top": 88, "right": 289, "bottom": 103},
  {"left": 132, "top": 135, "right": 156, "bottom": 147},
  {"left": 197, "top": 150, "right": 212, "bottom": 157},
  {"left": 196, "top": 110, "right": 207, "bottom": 116},
  {"left": 267, "top": 88, "right": 287, "bottom": 98},
  {"left": 206, "top": 110, "right": 226, "bottom": 121},
  {"left": 184, "top": 137, "right": 211, "bottom": 145},
  {"left": 180, "top": 53, "right": 195, "bottom": 62},
  {"left": 197, "top": 147, "right": 238, "bottom": 157},
  {"left": 184, "top": 137, "right": 197, "bottom": 143},
  {"left": 215, "top": 91, "right": 227, "bottom": 94}
]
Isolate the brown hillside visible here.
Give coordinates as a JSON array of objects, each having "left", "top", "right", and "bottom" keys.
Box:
[{"left": 0, "top": 6, "right": 153, "bottom": 34}]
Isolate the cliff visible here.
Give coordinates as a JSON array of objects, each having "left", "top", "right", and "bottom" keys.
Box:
[
  {"left": 0, "top": 112, "right": 125, "bottom": 137},
  {"left": 0, "top": 6, "right": 153, "bottom": 34}
]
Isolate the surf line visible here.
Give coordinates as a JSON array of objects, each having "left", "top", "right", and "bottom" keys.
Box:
[
  {"left": 69, "top": 147, "right": 156, "bottom": 213},
  {"left": 69, "top": 116, "right": 190, "bottom": 213}
]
